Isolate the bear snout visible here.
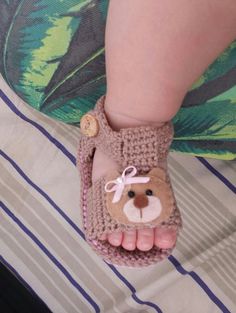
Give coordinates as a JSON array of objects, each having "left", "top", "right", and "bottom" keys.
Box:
[{"left": 133, "top": 194, "right": 149, "bottom": 209}]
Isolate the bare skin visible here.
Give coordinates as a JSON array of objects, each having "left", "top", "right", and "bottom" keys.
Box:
[{"left": 92, "top": 0, "right": 236, "bottom": 251}]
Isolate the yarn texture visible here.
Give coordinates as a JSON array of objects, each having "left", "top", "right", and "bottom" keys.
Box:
[{"left": 77, "top": 95, "right": 182, "bottom": 267}]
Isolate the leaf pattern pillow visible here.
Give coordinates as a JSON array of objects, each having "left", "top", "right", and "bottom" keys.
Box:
[{"left": 1, "top": 0, "right": 236, "bottom": 159}]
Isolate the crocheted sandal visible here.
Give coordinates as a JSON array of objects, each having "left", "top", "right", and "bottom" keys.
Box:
[{"left": 77, "top": 95, "right": 182, "bottom": 267}]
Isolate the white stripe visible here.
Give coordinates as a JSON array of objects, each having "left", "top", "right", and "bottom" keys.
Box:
[
  {"left": 169, "top": 155, "right": 235, "bottom": 215},
  {"left": 1, "top": 183, "right": 119, "bottom": 312},
  {"left": 0, "top": 223, "right": 81, "bottom": 313},
  {"left": 172, "top": 173, "right": 235, "bottom": 233},
  {"left": 0, "top": 158, "right": 146, "bottom": 313},
  {"left": 210, "top": 258, "right": 236, "bottom": 294},
  {"left": 169, "top": 162, "right": 235, "bottom": 226},
  {"left": 176, "top": 193, "right": 225, "bottom": 243}
]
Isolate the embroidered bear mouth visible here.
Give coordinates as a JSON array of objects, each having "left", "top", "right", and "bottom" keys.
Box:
[{"left": 123, "top": 196, "right": 162, "bottom": 223}]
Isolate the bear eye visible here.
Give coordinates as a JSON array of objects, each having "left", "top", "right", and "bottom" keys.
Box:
[
  {"left": 146, "top": 189, "right": 153, "bottom": 196},
  {"left": 128, "top": 190, "right": 135, "bottom": 198}
]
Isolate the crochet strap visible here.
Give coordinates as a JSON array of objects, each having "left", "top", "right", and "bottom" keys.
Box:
[{"left": 89, "top": 95, "right": 174, "bottom": 173}]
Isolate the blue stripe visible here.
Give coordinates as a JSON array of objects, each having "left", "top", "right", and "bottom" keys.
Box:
[
  {"left": 168, "top": 256, "right": 231, "bottom": 313},
  {"left": 0, "top": 201, "right": 100, "bottom": 313},
  {"left": 2, "top": 89, "right": 232, "bottom": 312},
  {"left": 0, "top": 90, "right": 76, "bottom": 166},
  {"left": 197, "top": 157, "right": 236, "bottom": 194},
  {"left": 0, "top": 149, "right": 162, "bottom": 313},
  {"left": 0, "top": 150, "right": 85, "bottom": 240},
  {"left": 105, "top": 262, "right": 163, "bottom": 313}
]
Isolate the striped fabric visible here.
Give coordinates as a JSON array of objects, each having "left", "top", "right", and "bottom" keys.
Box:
[{"left": 1, "top": 76, "right": 236, "bottom": 313}]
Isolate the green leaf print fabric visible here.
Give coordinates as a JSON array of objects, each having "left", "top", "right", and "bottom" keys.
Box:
[{"left": 1, "top": 0, "right": 236, "bottom": 160}]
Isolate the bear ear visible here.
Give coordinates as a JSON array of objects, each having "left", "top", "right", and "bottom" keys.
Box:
[{"left": 148, "top": 167, "right": 166, "bottom": 181}]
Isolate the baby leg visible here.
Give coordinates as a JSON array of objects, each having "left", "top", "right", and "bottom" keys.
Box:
[{"left": 93, "top": 0, "right": 236, "bottom": 251}]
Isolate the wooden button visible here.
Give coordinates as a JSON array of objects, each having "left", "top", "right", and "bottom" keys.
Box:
[{"left": 80, "top": 114, "right": 99, "bottom": 137}]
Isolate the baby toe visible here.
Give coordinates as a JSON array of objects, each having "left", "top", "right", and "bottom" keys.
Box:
[
  {"left": 154, "top": 228, "right": 177, "bottom": 249},
  {"left": 137, "top": 228, "right": 154, "bottom": 251},
  {"left": 108, "top": 232, "right": 123, "bottom": 247},
  {"left": 122, "top": 230, "right": 137, "bottom": 251}
]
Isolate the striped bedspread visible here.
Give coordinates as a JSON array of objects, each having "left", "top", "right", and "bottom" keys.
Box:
[{"left": 1, "top": 76, "right": 236, "bottom": 313}]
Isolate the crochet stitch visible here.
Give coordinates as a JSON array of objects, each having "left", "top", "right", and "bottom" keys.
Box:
[{"left": 77, "top": 95, "right": 182, "bottom": 267}]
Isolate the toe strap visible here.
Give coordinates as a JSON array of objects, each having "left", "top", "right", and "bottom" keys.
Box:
[
  {"left": 80, "top": 95, "right": 174, "bottom": 173},
  {"left": 85, "top": 176, "right": 182, "bottom": 240}
]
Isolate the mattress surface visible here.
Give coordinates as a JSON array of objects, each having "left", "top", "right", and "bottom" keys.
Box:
[{"left": 1, "top": 76, "right": 236, "bottom": 313}]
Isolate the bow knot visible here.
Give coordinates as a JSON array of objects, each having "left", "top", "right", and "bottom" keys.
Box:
[{"left": 105, "top": 166, "right": 150, "bottom": 203}]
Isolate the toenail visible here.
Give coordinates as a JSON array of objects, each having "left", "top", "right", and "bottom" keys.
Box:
[
  {"left": 111, "top": 239, "right": 121, "bottom": 246},
  {"left": 157, "top": 240, "right": 175, "bottom": 249},
  {"left": 158, "top": 238, "right": 173, "bottom": 245},
  {"left": 139, "top": 243, "right": 153, "bottom": 251},
  {"left": 158, "top": 234, "right": 176, "bottom": 242},
  {"left": 124, "top": 243, "right": 135, "bottom": 250}
]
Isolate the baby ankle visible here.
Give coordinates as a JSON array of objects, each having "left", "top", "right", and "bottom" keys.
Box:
[{"left": 104, "top": 107, "right": 166, "bottom": 131}]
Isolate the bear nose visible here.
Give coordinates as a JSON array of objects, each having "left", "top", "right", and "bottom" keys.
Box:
[{"left": 133, "top": 194, "right": 149, "bottom": 209}]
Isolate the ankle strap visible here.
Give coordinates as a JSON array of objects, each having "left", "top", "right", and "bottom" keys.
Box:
[{"left": 80, "top": 95, "right": 174, "bottom": 173}]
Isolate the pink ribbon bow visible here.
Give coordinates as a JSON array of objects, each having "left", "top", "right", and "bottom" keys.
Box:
[{"left": 105, "top": 166, "right": 150, "bottom": 203}]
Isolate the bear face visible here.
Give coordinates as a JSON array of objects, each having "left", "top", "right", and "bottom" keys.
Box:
[{"left": 105, "top": 167, "right": 175, "bottom": 226}]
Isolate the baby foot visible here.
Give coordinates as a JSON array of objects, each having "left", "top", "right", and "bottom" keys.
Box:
[{"left": 92, "top": 148, "right": 177, "bottom": 251}]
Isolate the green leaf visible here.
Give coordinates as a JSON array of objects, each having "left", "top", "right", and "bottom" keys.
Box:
[
  {"left": 1, "top": 0, "right": 107, "bottom": 118},
  {"left": 189, "top": 41, "right": 236, "bottom": 91},
  {"left": 182, "top": 66, "right": 236, "bottom": 107},
  {"left": 173, "top": 99, "right": 236, "bottom": 140},
  {"left": 0, "top": 1, "right": 235, "bottom": 160},
  {"left": 172, "top": 99, "right": 236, "bottom": 159},
  {"left": 0, "top": 0, "right": 19, "bottom": 80},
  {"left": 170, "top": 140, "right": 236, "bottom": 160}
]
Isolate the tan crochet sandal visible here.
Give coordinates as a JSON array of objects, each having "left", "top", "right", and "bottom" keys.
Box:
[{"left": 77, "top": 95, "right": 182, "bottom": 267}]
